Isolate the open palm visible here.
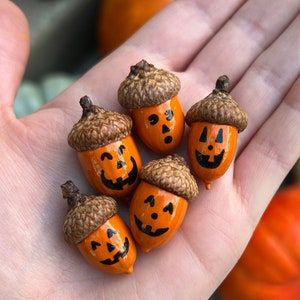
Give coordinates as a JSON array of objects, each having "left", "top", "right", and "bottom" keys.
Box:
[{"left": 1, "top": 0, "right": 300, "bottom": 299}]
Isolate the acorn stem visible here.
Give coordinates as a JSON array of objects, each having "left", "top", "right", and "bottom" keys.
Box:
[
  {"left": 61, "top": 181, "right": 81, "bottom": 209},
  {"left": 80, "top": 95, "right": 96, "bottom": 117},
  {"left": 129, "top": 59, "right": 152, "bottom": 76},
  {"left": 215, "top": 75, "right": 229, "bottom": 93}
]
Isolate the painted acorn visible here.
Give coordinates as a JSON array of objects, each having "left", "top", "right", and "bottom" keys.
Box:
[
  {"left": 68, "top": 96, "right": 142, "bottom": 198},
  {"left": 118, "top": 59, "right": 184, "bottom": 154},
  {"left": 62, "top": 181, "right": 136, "bottom": 274},
  {"left": 129, "top": 155, "right": 199, "bottom": 252},
  {"left": 186, "top": 75, "right": 248, "bottom": 190}
]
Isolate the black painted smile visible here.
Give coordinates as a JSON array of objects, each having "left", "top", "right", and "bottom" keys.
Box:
[
  {"left": 101, "top": 156, "right": 138, "bottom": 190},
  {"left": 100, "top": 237, "right": 130, "bottom": 265},
  {"left": 195, "top": 149, "right": 225, "bottom": 169},
  {"left": 134, "top": 215, "right": 169, "bottom": 237}
]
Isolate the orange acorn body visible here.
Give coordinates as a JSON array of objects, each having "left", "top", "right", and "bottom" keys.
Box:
[
  {"left": 118, "top": 60, "right": 184, "bottom": 154},
  {"left": 129, "top": 155, "right": 198, "bottom": 252},
  {"left": 62, "top": 181, "right": 136, "bottom": 274},
  {"left": 186, "top": 76, "right": 247, "bottom": 189},
  {"left": 68, "top": 96, "right": 142, "bottom": 198}
]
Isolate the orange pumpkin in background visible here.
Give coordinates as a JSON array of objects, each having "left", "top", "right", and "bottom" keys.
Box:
[
  {"left": 219, "top": 186, "right": 300, "bottom": 299},
  {"left": 98, "top": 0, "right": 172, "bottom": 54},
  {"left": 68, "top": 96, "right": 142, "bottom": 198}
]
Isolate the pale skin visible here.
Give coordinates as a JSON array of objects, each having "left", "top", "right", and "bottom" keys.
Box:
[{"left": 0, "top": 0, "right": 299, "bottom": 298}]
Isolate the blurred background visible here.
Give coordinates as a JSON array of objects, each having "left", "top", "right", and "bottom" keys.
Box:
[{"left": 13, "top": 0, "right": 300, "bottom": 299}]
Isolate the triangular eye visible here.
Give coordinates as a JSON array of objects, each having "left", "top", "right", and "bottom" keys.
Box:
[
  {"left": 144, "top": 195, "right": 155, "bottom": 207},
  {"left": 91, "top": 241, "right": 101, "bottom": 250},
  {"left": 163, "top": 202, "right": 174, "bottom": 215},
  {"left": 215, "top": 128, "right": 223, "bottom": 143},
  {"left": 199, "top": 127, "right": 208, "bottom": 142},
  {"left": 107, "top": 228, "right": 117, "bottom": 238}
]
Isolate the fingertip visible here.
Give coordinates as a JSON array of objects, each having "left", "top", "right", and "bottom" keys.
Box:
[{"left": 0, "top": 0, "right": 30, "bottom": 117}]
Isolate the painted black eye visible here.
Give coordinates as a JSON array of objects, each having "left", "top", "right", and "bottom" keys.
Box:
[
  {"left": 107, "top": 228, "right": 117, "bottom": 238},
  {"left": 163, "top": 202, "right": 173, "bottom": 215},
  {"left": 118, "top": 145, "right": 126, "bottom": 155},
  {"left": 165, "top": 109, "right": 174, "bottom": 121},
  {"left": 148, "top": 114, "right": 159, "bottom": 125},
  {"left": 101, "top": 152, "right": 113, "bottom": 161},
  {"left": 91, "top": 241, "right": 101, "bottom": 250},
  {"left": 144, "top": 195, "right": 155, "bottom": 207},
  {"left": 215, "top": 128, "right": 223, "bottom": 143},
  {"left": 199, "top": 127, "right": 208, "bottom": 142}
]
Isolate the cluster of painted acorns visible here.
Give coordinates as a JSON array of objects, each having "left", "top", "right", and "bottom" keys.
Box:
[{"left": 62, "top": 59, "right": 248, "bottom": 274}]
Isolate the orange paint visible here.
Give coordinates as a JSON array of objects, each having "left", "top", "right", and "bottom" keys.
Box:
[
  {"left": 188, "top": 122, "right": 237, "bottom": 189},
  {"left": 78, "top": 214, "right": 136, "bottom": 274},
  {"left": 78, "top": 135, "right": 142, "bottom": 198},
  {"left": 220, "top": 186, "right": 300, "bottom": 299},
  {"left": 131, "top": 96, "right": 184, "bottom": 154},
  {"left": 129, "top": 181, "right": 188, "bottom": 252}
]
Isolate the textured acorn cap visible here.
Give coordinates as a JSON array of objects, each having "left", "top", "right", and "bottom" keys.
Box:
[
  {"left": 62, "top": 181, "right": 118, "bottom": 244},
  {"left": 185, "top": 75, "right": 248, "bottom": 132},
  {"left": 140, "top": 155, "right": 199, "bottom": 200},
  {"left": 118, "top": 59, "right": 181, "bottom": 109},
  {"left": 68, "top": 96, "right": 132, "bottom": 152}
]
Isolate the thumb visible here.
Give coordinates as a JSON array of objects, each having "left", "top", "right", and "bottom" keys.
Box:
[{"left": 0, "top": 1, "right": 30, "bottom": 123}]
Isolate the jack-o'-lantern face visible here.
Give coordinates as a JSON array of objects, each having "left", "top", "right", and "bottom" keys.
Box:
[
  {"left": 188, "top": 121, "right": 238, "bottom": 189},
  {"left": 129, "top": 181, "right": 188, "bottom": 252},
  {"left": 131, "top": 96, "right": 184, "bottom": 154},
  {"left": 78, "top": 135, "right": 142, "bottom": 198},
  {"left": 78, "top": 215, "right": 136, "bottom": 274}
]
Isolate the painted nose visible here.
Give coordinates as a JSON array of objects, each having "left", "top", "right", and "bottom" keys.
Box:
[
  {"left": 107, "top": 243, "right": 116, "bottom": 252},
  {"left": 208, "top": 145, "right": 213, "bottom": 151},
  {"left": 117, "top": 160, "right": 126, "bottom": 169},
  {"left": 151, "top": 213, "right": 158, "bottom": 220},
  {"left": 162, "top": 124, "right": 170, "bottom": 134}
]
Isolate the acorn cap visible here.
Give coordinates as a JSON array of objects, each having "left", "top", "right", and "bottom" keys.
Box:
[
  {"left": 62, "top": 181, "right": 118, "bottom": 244},
  {"left": 118, "top": 59, "right": 181, "bottom": 109},
  {"left": 68, "top": 96, "right": 132, "bottom": 152},
  {"left": 140, "top": 155, "right": 199, "bottom": 200},
  {"left": 185, "top": 75, "right": 248, "bottom": 132}
]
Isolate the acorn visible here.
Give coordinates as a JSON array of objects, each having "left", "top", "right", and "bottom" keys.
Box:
[
  {"left": 118, "top": 59, "right": 184, "bottom": 154},
  {"left": 129, "top": 155, "right": 199, "bottom": 252},
  {"left": 62, "top": 181, "right": 136, "bottom": 274},
  {"left": 68, "top": 96, "right": 142, "bottom": 198},
  {"left": 185, "top": 75, "right": 248, "bottom": 189}
]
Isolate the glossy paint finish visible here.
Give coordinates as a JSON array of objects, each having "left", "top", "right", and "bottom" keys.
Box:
[
  {"left": 78, "top": 214, "right": 137, "bottom": 274},
  {"left": 188, "top": 122, "right": 238, "bottom": 189},
  {"left": 131, "top": 96, "right": 184, "bottom": 154},
  {"left": 129, "top": 181, "right": 188, "bottom": 252},
  {"left": 78, "top": 135, "right": 142, "bottom": 198}
]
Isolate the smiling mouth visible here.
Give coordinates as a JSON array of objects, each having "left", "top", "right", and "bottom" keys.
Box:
[
  {"left": 195, "top": 149, "right": 225, "bottom": 169},
  {"left": 134, "top": 215, "right": 169, "bottom": 237},
  {"left": 100, "top": 237, "right": 130, "bottom": 265},
  {"left": 100, "top": 156, "right": 138, "bottom": 190}
]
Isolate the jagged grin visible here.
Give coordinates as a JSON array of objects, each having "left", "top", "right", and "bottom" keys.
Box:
[
  {"left": 195, "top": 149, "right": 225, "bottom": 169},
  {"left": 101, "top": 156, "right": 138, "bottom": 190},
  {"left": 134, "top": 215, "right": 169, "bottom": 237}
]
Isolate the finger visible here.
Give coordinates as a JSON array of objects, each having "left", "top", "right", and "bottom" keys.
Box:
[
  {"left": 187, "top": 0, "right": 300, "bottom": 92},
  {"left": 0, "top": 1, "right": 30, "bottom": 120},
  {"left": 235, "top": 15, "right": 300, "bottom": 154},
  {"left": 120, "top": 0, "right": 245, "bottom": 71},
  {"left": 234, "top": 77, "right": 300, "bottom": 222}
]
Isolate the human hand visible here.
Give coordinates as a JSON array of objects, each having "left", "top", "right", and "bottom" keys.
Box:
[{"left": 0, "top": 0, "right": 299, "bottom": 298}]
